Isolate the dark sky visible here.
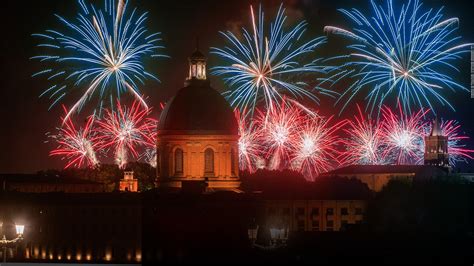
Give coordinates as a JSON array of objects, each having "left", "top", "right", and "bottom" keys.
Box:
[{"left": 0, "top": 0, "right": 473, "bottom": 173}]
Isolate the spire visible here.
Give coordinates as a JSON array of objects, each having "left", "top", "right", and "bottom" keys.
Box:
[{"left": 431, "top": 117, "right": 442, "bottom": 136}]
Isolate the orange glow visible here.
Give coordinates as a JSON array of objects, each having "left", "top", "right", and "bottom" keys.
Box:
[
  {"left": 136, "top": 250, "right": 142, "bottom": 262},
  {"left": 105, "top": 252, "right": 112, "bottom": 261},
  {"left": 33, "top": 246, "right": 39, "bottom": 258}
]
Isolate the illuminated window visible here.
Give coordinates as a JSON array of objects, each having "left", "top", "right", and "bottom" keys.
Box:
[
  {"left": 204, "top": 148, "right": 214, "bottom": 174},
  {"left": 174, "top": 148, "right": 183, "bottom": 174}
]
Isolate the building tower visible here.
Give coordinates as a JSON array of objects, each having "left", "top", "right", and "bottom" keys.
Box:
[
  {"left": 119, "top": 171, "right": 138, "bottom": 192},
  {"left": 156, "top": 46, "right": 241, "bottom": 192},
  {"left": 424, "top": 118, "right": 449, "bottom": 168}
]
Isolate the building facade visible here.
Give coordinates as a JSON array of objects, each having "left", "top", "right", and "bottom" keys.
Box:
[
  {"left": 320, "top": 165, "right": 448, "bottom": 192},
  {"left": 0, "top": 193, "right": 141, "bottom": 263},
  {"left": 119, "top": 171, "right": 138, "bottom": 192},
  {"left": 1, "top": 174, "right": 106, "bottom": 193},
  {"left": 262, "top": 199, "right": 367, "bottom": 233},
  {"left": 156, "top": 49, "right": 240, "bottom": 192}
]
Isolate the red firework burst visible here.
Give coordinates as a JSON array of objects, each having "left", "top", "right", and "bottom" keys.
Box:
[
  {"left": 291, "top": 115, "right": 347, "bottom": 181},
  {"left": 235, "top": 109, "right": 264, "bottom": 173},
  {"left": 259, "top": 99, "right": 304, "bottom": 171},
  {"left": 340, "top": 105, "right": 385, "bottom": 165},
  {"left": 96, "top": 100, "right": 157, "bottom": 169},
  {"left": 381, "top": 104, "right": 429, "bottom": 165},
  {"left": 49, "top": 106, "right": 101, "bottom": 169},
  {"left": 439, "top": 120, "right": 474, "bottom": 166}
]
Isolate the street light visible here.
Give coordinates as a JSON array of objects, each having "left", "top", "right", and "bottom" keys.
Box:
[{"left": 1, "top": 222, "right": 25, "bottom": 263}]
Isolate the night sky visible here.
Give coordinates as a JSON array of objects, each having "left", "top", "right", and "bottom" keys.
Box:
[{"left": 1, "top": 0, "right": 473, "bottom": 173}]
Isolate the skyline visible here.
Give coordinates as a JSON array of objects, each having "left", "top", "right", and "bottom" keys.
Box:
[{"left": 1, "top": 0, "right": 473, "bottom": 173}]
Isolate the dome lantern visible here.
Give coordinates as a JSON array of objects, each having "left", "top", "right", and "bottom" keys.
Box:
[{"left": 187, "top": 38, "right": 207, "bottom": 81}]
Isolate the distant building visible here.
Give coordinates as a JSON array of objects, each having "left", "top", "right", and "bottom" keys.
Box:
[
  {"left": 119, "top": 171, "right": 138, "bottom": 192},
  {"left": 252, "top": 176, "right": 371, "bottom": 236},
  {"left": 424, "top": 118, "right": 450, "bottom": 169},
  {"left": 0, "top": 174, "right": 106, "bottom": 193},
  {"left": 1, "top": 192, "right": 141, "bottom": 263},
  {"left": 320, "top": 165, "right": 448, "bottom": 192},
  {"left": 156, "top": 48, "right": 241, "bottom": 192},
  {"left": 261, "top": 199, "right": 367, "bottom": 233}
]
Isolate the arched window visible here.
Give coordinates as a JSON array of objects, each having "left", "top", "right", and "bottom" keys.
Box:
[
  {"left": 231, "top": 148, "right": 236, "bottom": 175},
  {"left": 174, "top": 148, "right": 183, "bottom": 174},
  {"left": 204, "top": 148, "right": 214, "bottom": 175}
]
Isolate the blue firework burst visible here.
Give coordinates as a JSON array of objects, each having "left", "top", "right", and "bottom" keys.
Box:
[
  {"left": 32, "top": 0, "right": 167, "bottom": 121},
  {"left": 325, "top": 0, "right": 472, "bottom": 115},
  {"left": 211, "top": 4, "right": 337, "bottom": 114}
]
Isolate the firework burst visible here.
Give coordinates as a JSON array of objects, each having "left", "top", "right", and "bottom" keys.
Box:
[
  {"left": 48, "top": 106, "right": 101, "bottom": 169},
  {"left": 259, "top": 99, "right": 304, "bottom": 171},
  {"left": 32, "top": 0, "right": 167, "bottom": 121},
  {"left": 341, "top": 105, "right": 385, "bottom": 165},
  {"left": 325, "top": 0, "right": 472, "bottom": 115},
  {"left": 381, "top": 104, "right": 429, "bottom": 165},
  {"left": 236, "top": 109, "right": 264, "bottom": 173},
  {"left": 291, "top": 114, "right": 347, "bottom": 181},
  {"left": 96, "top": 100, "right": 157, "bottom": 169},
  {"left": 212, "top": 4, "right": 336, "bottom": 114}
]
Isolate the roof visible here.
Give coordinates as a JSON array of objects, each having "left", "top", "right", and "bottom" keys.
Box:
[
  {"left": 0, "top": 173, "right": 102, "bottom": 184},
  {"left": 158, "top": 79, "right": 238, "bottom": 135},
  {"left": 256, "top": 179, "right": 372, "bottom": 200},
  {"left": 190, "top": 49, "right": 205, "bottom": 60},
  {"left": 322, "top": 165, "right": 448, "bottom": 176}
]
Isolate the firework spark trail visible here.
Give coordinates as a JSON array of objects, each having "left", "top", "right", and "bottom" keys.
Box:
[
  {"left": 291, "top": 115, "right": 348, "bottom": 181},
  {"left": 381, "top": 104, "right": 429, "bottom": 165},
  {"left": 244, "top": 98, "right": 347, "bottom": 179},
  {"left": 49, "top": 106, "right": 101, "bottom": 169},
  {"left": 340, "top": 105, "right": 385, "bottom": 165},
  {"left": 32, "top": 0, "right": 167, "bottom": 121},
  {"left": 324, "top": 0, "right": 472, "bottom": 115},
  {"left": 212, "top": 3, "right": 337, "bottom": 115},
  {"left": 259, "top": 99, "right": 305, "bottom": 171},
  {"left": 236, "top": 109, "right": 264, "bottom": 173},
  {"left": 439, "top": 120, "right": 474, "bottom": 166},
  {"left": 95, "top": 100, "right": 157, "bottom": 169}
]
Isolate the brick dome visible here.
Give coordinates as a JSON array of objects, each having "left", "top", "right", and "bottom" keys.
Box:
[{"left": 158, "top": 79, "right": 238, "bottom": 135}]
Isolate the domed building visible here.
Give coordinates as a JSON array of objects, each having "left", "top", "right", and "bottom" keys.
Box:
[{"left": 156, "top": 48, "right": 241, "bottom": 192}]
